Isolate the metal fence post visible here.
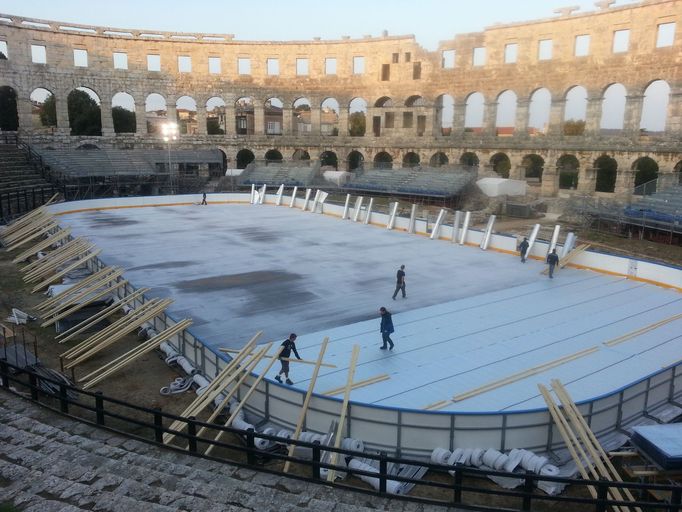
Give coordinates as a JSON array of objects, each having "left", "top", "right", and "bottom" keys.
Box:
[
  {"left": 245, "top": 428, "right": 256, "bottom": 465},
  {"left": 452, "top": 463, "right": 463, "bottom": 505},
  {"left": 0, "top": 360, "right": 9, "bottom": 388},
  {"left": 95, "top": 392, "right": 105, "bottom": 425},
  {"left": 153, "top": 409, "right": 163, "bottom": 444},
  {"left": 522, "top": 471, "right": 534, "bottom": 511},
  {"left": 596, "top": 478, "right": 609, "bottom": 512},
  {"left": 311, "top": 441, "right": 321, "bottom": 480},
  {"left": 187, "top": 416, "right": 198, "bottom": 454},
  {"left": 671, "top": 484, "right": 681, "bottom": 512},
  {"left": 379, "top": 451, "right": 387, "bottom": 494},
  {"left": 29, "top": 372, "right": 38, "bottom": 400},
  {"left": 59, "top": 384, "right": 69, "bottom": 413}
]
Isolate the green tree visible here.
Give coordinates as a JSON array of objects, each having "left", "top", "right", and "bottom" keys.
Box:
[
  {"left": 67, "top": 89, "right": 102, "bottom": 136},
  {"left": 563, "top": 119, "right": 585, "bottom": 136},
  {"left": 39, "top": 94, "right": 57, "bottom": 127},
  {"left": 0, "top": 86, "right": 18, "bottom": 131},
  {"left": 349, "top": 111, "right": 366, "bottom": 136},
  {"left": 112, "top": 106, "right": 136, "bottom": 133},
  {"left": 207, "top": 117, "right": 224, "bottom": 135}
]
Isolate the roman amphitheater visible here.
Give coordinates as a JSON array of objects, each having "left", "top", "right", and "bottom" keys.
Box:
[{"left": 1, "top": 2, "right": 682, "bottom": 511}]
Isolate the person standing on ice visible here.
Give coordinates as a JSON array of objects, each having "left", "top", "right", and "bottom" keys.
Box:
[
  {"left": 379, "top": 307, "right": 395, "bottom": 350},
  {"left": 275, "top": 333, "right": 301, "bottom": 385},
  {"left": 546, "top": 249, "right": 560, "bottom": 278}
]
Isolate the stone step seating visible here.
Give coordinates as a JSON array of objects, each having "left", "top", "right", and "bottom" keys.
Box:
[
  {"left": 35, "top": 148, "right": 223, "bottom": 177},
  {"left": 0, "top": 146, "right": 53, "bottom": 195},
  {"left": 344, "top": 167, "right": 476, "bottom": 197},
  {"left": 241, "top": 165, "right": 316, "bottom": 187},
  {"left": 0, "top": 391, "right": 425, "bottom": 512},
  {"left": 626, "top": 184, "right": 682, "bottom": 223}
]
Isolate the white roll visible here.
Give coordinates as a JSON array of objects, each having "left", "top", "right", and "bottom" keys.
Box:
[
  {"left": 540, "top": 464, "right": 560, "bottom": 476},
  {"left": 520, "top": 450, "right": 536, "bottom": 470},
  {"left": 532, "top": 456, "right": 549, "bottom": 474},
  {"left": 503, "top": 450, "right": 524, "bottom": 473},
  {"left": 482, "top": 448, "right": 502, "bottom": 468},
  {"left": 342, "top": 438, "right": 364, "bottom": 453},
  {"left": 431, "top": 447, "right": 452, "bottom": 465},
  {"left": 347, "top": 459, "right": 403, "bottom": 494},
  {"left": 470, "top": 448, "right": 485, "bottom": 467},
  {"left": 276, "top": 429, "right": 292, "bottom": 441},
  {"left": 447, "top": 449, "right": 463, "bottom": 467},
  {"left": 458, "top": 448, "right": 473, "bottom": 466},
  {"left": 493, "top": 453, "right": 509, "bottom": 470}
]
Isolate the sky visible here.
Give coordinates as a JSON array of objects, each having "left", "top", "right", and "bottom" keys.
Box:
[{"left": 0, "top": 0, "right": 639, "bottom": 50}]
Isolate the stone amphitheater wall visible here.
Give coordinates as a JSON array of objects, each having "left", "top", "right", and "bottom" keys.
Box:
[{"left": 0, "top": 0, "right": 681, "bottom": 197}]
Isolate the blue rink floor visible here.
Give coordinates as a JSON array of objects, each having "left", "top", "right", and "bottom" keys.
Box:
[{"left": 60, "top": 203, "right": 682, "bottom": 412}]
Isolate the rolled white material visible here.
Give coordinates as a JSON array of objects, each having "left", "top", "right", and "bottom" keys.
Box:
[
  {"left": 540, "top": 464, "right": 560, "bottom": 476},
  {"left": 347, "top": 459, "right": 403, "bottom": 494},
  {"left": 470, "top": 448, "right": 485, "bottom": 467},
  {"left": 482, "top": 448, "right": 503, "bottom": 468},
  {"left": 447, "top": 449, "right": 463, "bottom": 468},
  {"left": 159, "top": 341, "right": 179, "bottom": 359},
  {"left": 255, "top": 427, "right": 276, "bottom": 450},
  {"left": 276, "top": 429, "right": 292, "bottom": 441},
  {"left": 493, "top": 453, "right": 509, "bottom": 470},
  {"left": 341, "top": 438, "right": 364, "bottom": 453},
  {"left": 431, "top": 447, "right": 452, "bottom": 465},
  {"left": 175, "top": 356, "right": 196, "bottom": 376},
  {"left": 192, "top": 373, "right": 210, "bottom": 394}
]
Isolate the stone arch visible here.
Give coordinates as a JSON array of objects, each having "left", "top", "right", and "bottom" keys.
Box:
[
  {"left": 176, "top": 95, "right": 197, "bottom": 134},
  {"left": 522, "top": 154, "right": 544, "bottom": 181},
  {"left": 206, "top": 96, "right": 226, "bottom": 134},
  {"left": 320, "top": 150, "right": 338, "bottom": 169},
  {"left": 490, "top": 152, "right": 511, "bottom": 178},
  {"left": 0, "top": 86, "right": 18, "bottom": 131},
  {"left": 30, "top": 87, "right": 56, "bottom": 129},
  {"left": 264, "top": 148, "right": 283, "bottom": 165},
  {"left": 632, "top": 156, "right": 659, "bottom": 193},
  {"left": 600, "top": 83, "right": 627, "bottom": 130},
  {"left": 405, "top": 95, "right": 425, "bottom": 107},
  {"left": 564, "top": 85, "right": 587, "bottom": 135},
  {"left": 111, "top": 92, "right": 136, "bottom": 134},
  {"left": 321, "top": 97, "right": 339, "bottom": 136},
  {"left": 145, "top": 93, "right": 167, "bottom": 134},
  {"left": 68, "top": 87, "right": 101, "bottom": 136},
  {"left": 349, "top": 97, "right": 367, "bottom": 137},
  {"left": 528, "top": 88, "right": 551, "bottom": 134},
  {"left": 347, "top": 150, "right": 364, "bottom": 171},
  {"left": 264, "top": 97, "right": 283, "bottom": 135},
  {"left": 293, "top": 97, "right": 311, "bottom": 135},
  {"left": 292, "top": 149, "right": 310, "bottom": 161},
  {"left": 236, "top": 148, "right": 255, "bottom": 169},
  {"left": 403, "top": 152, "right": 420, "bottom": 168},
  {"left": 495, "top": 90, "right": 517, "bottom": 134},
  {"left": 375, "top": 96, "right": 393, "bottom": 108},
  {"left": 594, "top": 154, "right": 618, "bottom": 193},
  {"left": 430, "top": 152, "right": 449, "bottom": 167},
  {"left": 464, "top": 92, "right": 484, "bottom": 132},
  {"left": 374, "top": 151, "right": 393, "bottom": 169},
  {"left": 556, "top": 154, "right": 580, "bottom": 189},
  {"left": 640, "top": 80, "right": 670, "bottom": 132},
  {"left": 435, "top": 94, "right": 454, "bottom": 136},
  {"left": 460, "top": 152, "right": 479, "bottom": 167},
  {"left": 235, "top": 97, "right": 254, "bottom": 135}
]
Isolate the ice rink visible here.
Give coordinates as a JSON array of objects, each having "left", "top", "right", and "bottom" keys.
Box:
[{"left": 60, "top": 202, "right": 682, "bottom": 413}]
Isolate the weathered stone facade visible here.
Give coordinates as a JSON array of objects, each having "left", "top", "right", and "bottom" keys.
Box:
[{"left": 0, "top": 0, "right": 681, "bottom": 198}]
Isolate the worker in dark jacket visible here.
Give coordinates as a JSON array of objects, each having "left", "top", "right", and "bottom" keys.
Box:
[
  {"left": 379, "top": 307, "right": 395, "bottom": 350},
  {"left": 546, "top": 249, "right": 560, "bottom": 278},
  {"left": 518, "top": 237, "right": 529, "bottom": 263},
  {"left": 275, "top": 333, "right": 301, "bottom": 385},
  {"left": 392, "top": 264, "right": 406, "bottom": 300}
]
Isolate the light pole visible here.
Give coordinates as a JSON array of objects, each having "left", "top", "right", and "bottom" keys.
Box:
[{"left": 162, "top": 122, "right": 178, "bottom": 194}]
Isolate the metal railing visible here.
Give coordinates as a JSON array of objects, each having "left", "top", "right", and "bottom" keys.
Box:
[{"left": 0, "top": 360, "right": 680, "bottom": 512}]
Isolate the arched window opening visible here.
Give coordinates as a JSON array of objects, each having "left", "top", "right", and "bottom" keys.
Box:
[
  {"left": 640, "top": 80, "right": 670, "bottom": 133},
  {"left": 111, "top": 92, "right": 136, "bottom": 134},
  {"left": 264, "top": 97, "right": 283, "bottom": 135},
  {"left": 145, "top": 93, "right": 167, "bottom": 134},
  {"left": 235, "top": 97, "right": 254, "bottom": 135},
  {"left": 374, "top": 151, "right": 393, "bottom": 169},
  {"left": 68, "top": 87, "right": 101, "bottom": 136},
  {"left": 320, "top": 150, "right": 338, "bottom": 169},
  {"left": 490, "top": 153, "right": 511, "bottom": 178},
  {"left": 349, "top": 97, "right": 367, "bottom": 137},
  {"left": 557, "top": 154, "right": 579, "bottom": 190},
  {"left": 321, "top": 98, "right": 339, "bottom": 136},
  {"left": 564, "top": 86, "right": 587, "bottom": 135},
  {"left": 528, "top": 88, "right": 551, "bottom": 135},
  {"left": 464, "top": 92, "right": 484, "bottom": 132},
  {"left": 436, "top": 94, "right": 454, "bottom": 136},
  {"left": 460, "top": 152, "right": 479, "bottom": 167},
  {"left": 430, "top": 152, "right": 449, "bottom": 167},
  {"left": 206, "top": 97, "right": 226, "bottom": 135},
  {"left": 176, "top": 96, "right": 197, "bottom": 134},
  {"left": 348, "top": 150, "right": 364, "bottom": 171},
  {"left": 264, "top": 149, "right": 283, "bottom": 165},
  {"left": 293, "top": 98, "right": 311, "bottom": 135},
  {"left": 594, "top": 155, "right": 618, "bottom": 193},
  {"left": 632, "top": 156, "right": 659, "bottom": 195},
  {"left": 600, "top": 83, "right": 626, "bottom": 131},
  {"left": 495, "top": 90, "right": 517, "bottom": 135},
  {"left": 30, "top": 88, "right": 56, "bottom": 129},
  {"left": 522, "top": 154, "right": 544, "bottom": 181},
  {"left": 292, "top": 149, "right": 310, "bottom": 161},
  {"left": 403, "top": 152, "right": 420, "bottom": 168},
  {"left": 236, "top": 148, "right": 255, "bottom": 169}
]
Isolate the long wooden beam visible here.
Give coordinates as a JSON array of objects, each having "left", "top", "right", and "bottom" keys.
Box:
[
  {"left": 163, "top": 332, "right": 262, "bottom": 444},
  {"left": 327, "top": 344, "right": 360, "bottom": 482},
  {"left": 2, "top": 214, "right": 54, "bottom": 244},
  {"left": 20, "top": 237, "right": 86, "bottom": 273},
  {"left": 40, "top": 268, "right": 125, "bottom": 318},
  {"left": 2, "top": 207, "right": 49, "bottom": 236},
  {"left": 604, "top": 312, "right": 682, "bottom": 347},
  {"left": 81, "top": 319, "right": 193, "bottom": 389},
  {"left": 31, "top": 249, "right": 102, "bottom": 292},
  {"left": 40, "top": 280, "right": 128, "bottom": 328},
  {"left": 36, "top": 267, "right": 121, "bottom": 311},
  {"left": 24, "top": 243, "right": 95, "bottom": 282},
  {"left": 22, "top": 240, "right": 91, "bottom": 279},
  {"left": 56, "top": 288, "right": 149, "bottom": 343},
  {"left": 284, "top": 337, "right": 329, "bottom": 473},
  {"left": 12, "top": 228, "right": 72, "bottom": 263},
  {"left": 452, "top": 347, "right": 598, "bottom": 402},
  {"left": 205, "top": 345, "right": 284, "bottom": 456},
  {"left": 322, "top": 374, "right": 389, "bottom": 396},
  {"left": 541, "top": 244, "right": 591, "bottom": 275},
  {"left": 5, "top": 222, "right": 59, "bottom": 251}
]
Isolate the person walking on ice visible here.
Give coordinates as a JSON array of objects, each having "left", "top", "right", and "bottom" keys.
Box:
[
  {"left": 392, "top": 264, "right": 406, "bottom": 300},
  {"left": 275, "top": 333, "right": 301, "bottom": 385},
  {"left": 379, "top": 307, "right": 395, "bottom": 350},
  {"left": 518, "top": 237, "right": 529, "bottom": 263},
  {"left": 546, "top": 249, "right": 559, "bottom": 278},
  {"left": 200, "top": 192, "right": 207, "bottom": 205}
]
